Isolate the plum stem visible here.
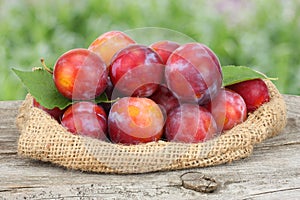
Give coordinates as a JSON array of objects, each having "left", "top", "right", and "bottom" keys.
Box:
[
  {"left": 267, "top": 77, "right": 279, "bottom": 81},
  {"left": 101, "top": 97, "right": 120, "bottom": 103},
  {"left": 40, "top": 58, "right": 53, "bottom": 74}
]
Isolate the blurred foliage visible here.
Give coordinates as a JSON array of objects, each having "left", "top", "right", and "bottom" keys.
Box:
[{"left": 1, "top": 0, "right": 299, "bottom": 100}]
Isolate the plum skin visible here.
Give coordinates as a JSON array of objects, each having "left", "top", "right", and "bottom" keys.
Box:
[
  {"left": 150, "top": 40, "right": 180, "bottom": 64},
  {"left": 108, "top": 97, "right": 164, "bottom": 145},
  {"left": 206, "top": 88, "right": 247, "bottom": 132},
  {"left": 227, "top": 79, "right": 270, "bottom": 113},
  {"left": 53, "top": 48, "right": 108, "bottom": 100},
  {"left": 109, "top": 44, "right": 164, "bottom": 98},
  {"left": 88, "top": 31, "right": 136, "bottom": 67},
  {"left": 61, "top": 101, "right": 108, "bottom": 141},
  {"left": 33, "top": 98, "right": 65, "bottom": 122},
  {"left": 165, "top": 43, "right": 222, "bottom": 105},
  {"left": 164, "top": 104, "right": 217, "bottom": 143},
  {"left": 149, "top": 84, "right": 179, "bottom": 115}
]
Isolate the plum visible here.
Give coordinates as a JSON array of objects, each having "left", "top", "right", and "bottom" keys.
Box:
[
  {"left": 164, "top": 103, "right": 217, "bottom": 143},
  {"left": 53, "top": 48, "right": 108, "bottom": 100},
  {"left": 149, "top": 84, "right": 179, "bottom": 115},
  {"left": 206, "top": 88, "right": 247, "bottom": 131},
  {"left": 88, "top": 31, "right": 136, "bottom": 67},
  {"left": 227, "top": 79, "right": 270, "bottom": 112},
  {"left": 33, "top": 98, "right": 65, "bottom": 122},
  {"left": 165, "top": 43, "right": 222, "bottom": 105},
  {"left": 109, "top": 44, "right": 164, "bottom": 97},
  {"left": 108, "top": 97, "right": 164, "bottom": 145},
  {"left": 61, "top": 101, "right": 108, "bottom": 140},
  {"left": 150, "top": 40, "right": 180, "bottom": 64}
]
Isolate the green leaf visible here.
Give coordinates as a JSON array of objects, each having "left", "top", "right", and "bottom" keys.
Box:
[
  {"left": 13, "top": 68, "right": 111, "bottom": 109},
  {"left": 12, "top": 68, "right": 72, "bottom": 109},
  {"left": 94, "top": 92, "right": 108, "bottom": 103},
  {"left": 222, "top": 65, "right": 275, "bottom": 87}
]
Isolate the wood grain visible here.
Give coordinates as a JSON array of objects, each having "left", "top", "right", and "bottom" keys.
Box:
[{"left": 0, "top": 95, "right": 299, "bottom": 199}]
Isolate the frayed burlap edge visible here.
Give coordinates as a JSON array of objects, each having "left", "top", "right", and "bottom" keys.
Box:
[{"left": 16, "top": 80, "right": 286, "bottom": 174}]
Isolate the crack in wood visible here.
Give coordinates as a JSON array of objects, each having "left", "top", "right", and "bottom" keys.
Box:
[
  {"left": 245, "top": 187, "right": 300, "bottom": 199},
  {"left": 255, "top": 141, "right": 300, "bottom": 150},
  {"left": 0, "top": 185, "right": 44, "bottom": 194},
  {"left": 0, "top": 152, "right": 17, "bottom": 155}
]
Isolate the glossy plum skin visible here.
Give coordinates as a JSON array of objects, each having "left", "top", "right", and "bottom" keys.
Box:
[
  {"left": 33, "top": 98, "right": 65, "bottom": 122},
  {"left": 61, "top": 102, "right": 108, "bottom": 140},
  {"left": 108, "top": 97, "right": 164, "bottom": 145},
  {"left": 206, "top": 88, "right": 247, "bottom": 132},
  {"left": 165, "top": 43, "right": 222, "bottom": 105},
  {"left": 109, "top": 44, "right": 164, "bottom": 97},
  {"left": 164, "top": 104, "right": 217, "bottom": 143},
  {"left": 227, "top": 79, "right": 270, "bottom": 113},
  {"left": 149, "top": 84, "right": 179, "bottom": 115},
  {"left": 150, "top": 40, "right": 180, "bottom": 64},
  {"left": 53, "top": 48, "right": 108, "bottom": 100},
  {"left": 88, "top": 31, "right": 135, "bottom": 67}
]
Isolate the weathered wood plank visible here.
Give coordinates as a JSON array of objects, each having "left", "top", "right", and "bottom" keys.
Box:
[{"left": 0, "top": 95, "right": 299, "bottom": 199}]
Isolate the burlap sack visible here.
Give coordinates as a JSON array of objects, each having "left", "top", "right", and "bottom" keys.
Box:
[{"left": 16, "top": 80, "right": 287, "bottom": 174}]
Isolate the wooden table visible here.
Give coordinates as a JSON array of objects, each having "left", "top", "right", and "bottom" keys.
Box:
[{"left": 0, "top": 95, "right": 299, "bottom": 199}]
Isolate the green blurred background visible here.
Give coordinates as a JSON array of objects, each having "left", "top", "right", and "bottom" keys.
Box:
[{"left": 1, "top": 0, "right": 300, "bottom": 100}]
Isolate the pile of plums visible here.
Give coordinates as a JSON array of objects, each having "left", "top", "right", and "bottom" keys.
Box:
[{"left": 34, "top": 31, "right": 270, "bottom": 145}]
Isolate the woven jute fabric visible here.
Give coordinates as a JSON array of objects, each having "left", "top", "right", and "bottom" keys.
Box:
[{"left": 16, "top": 80, "right": 287, "bottom": 174}]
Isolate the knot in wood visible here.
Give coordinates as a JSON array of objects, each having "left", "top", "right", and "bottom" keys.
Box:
[{"left": 180, "top": 172, "right": 218, "bottom": 193}]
